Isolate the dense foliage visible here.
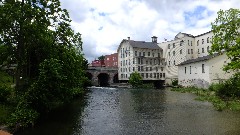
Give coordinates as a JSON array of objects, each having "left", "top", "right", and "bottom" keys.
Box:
[
  {"left": 129, "top": 72, "right": 143, "bottom": 88},
  {"left": 210, "top": 8, "right": 240, "bottom": 71},
  {"left": 0, "top": 0, "right": 89, "bottom": 130}
]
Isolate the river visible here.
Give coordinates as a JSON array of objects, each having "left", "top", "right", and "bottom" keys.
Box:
[{"left": 17, "top": 87, "right": 240, "bottom": 135}]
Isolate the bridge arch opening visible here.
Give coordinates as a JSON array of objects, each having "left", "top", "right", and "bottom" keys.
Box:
[
  {"left": 113, "top": 73, "right": 119, "bottom": 83},
  {"left": 98, "top": 73, "right": 109, "bottom": 87},
  {"left": 86, "top": 72, "right": 93, "bottom": 81}
]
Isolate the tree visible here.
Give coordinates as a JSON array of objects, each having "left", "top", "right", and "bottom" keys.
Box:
[
  {"left": 129, "top": 71, "right": 143, "bottom": 88},
  {"left": 210, "top": 8, "right": 240, "bottom": 71},
  {"left": 98, "top": 55, "right": 105, "bottom": 61}
]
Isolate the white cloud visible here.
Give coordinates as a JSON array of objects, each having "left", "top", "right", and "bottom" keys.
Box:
[{"left": 59, "top": 0, "right": 240, "bottom": 62}]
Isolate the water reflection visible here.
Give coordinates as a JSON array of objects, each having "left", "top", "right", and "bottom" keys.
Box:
[{"left": 17, "top": 87, "right": 240, "bottom": 135}]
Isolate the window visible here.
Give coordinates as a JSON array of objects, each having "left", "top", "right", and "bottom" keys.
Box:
[
  {"left": 138, "top": 58, "right": 140, "bottom": 64},
  {"left": 154, "top": 59, "right": 156, "bottom": 65},
  {"left": 163, "top": 73, "right": 165, "bottom": 78},
  {"left": 129, "top": 59, "right": 130, "bottom": 65},
  {"left": 160, "top": 73, "right": 162, "bottom": 78},
  {"left": 191, "top": 41, "right": 192, "bottom": 46},
  {"left": 188, "top": 49, "right": 190, "bottom": 54},
  {"left": 126, "top": 74, "right": 127, "bottom": 78},
  {"left": 173, "top": 43, "right": 175, "bottom": 48},
  {"left": 157, "top": 73, "right": 159, "bottom": 79},
  {"left": 135, "top": 51, "right": 137, "bottom": 56},
  {"left": 150, "top": 59, "right": 152, "bottom": 65},
  {"left": 141, "top": 58, "right": 143, "bottom": 64},
  {"left": 133, "top": 58, "right": 135, "bottom": 64},
  {"left": 138, "top": 66, "right": 140, "bottom": 71},
  {"left": 123, "top": 60, "right": 125, "bottom": 66},
  {"left": 168, "top": 44, "right": 170, "bottom": 49},
  {"left": 143, "top": 52, "right": 145, "bottom": 56},
  {"left": 202, "top": 64, "right": 205, "bottom": 73},
  {"left": 156, "top": 67, "right": 158, "bottom": 71},
  {"left": 146, "top": 73, "right": 148, "bottom": 78},
  {"left": 141, "top": 66, "right": 143, "bottom": 71},
  {"left": 121, "top": 61, "right": 122, "bottom": 66},
  {"left": 121, "top": 68, "right": 122, "bottom": 72},
  {"left": 191, "top": 49, "right": 193, "bottom": 54},
  {"left": 150, "top": 67, "right": 152, "bottom": 71},
  {"left": 188, "top": 40, "right": 189, "bottom": 46},
  {"left": 202, "top": 39, "right": 204, "bottom": 44},
  {"left": 180, "top": 49, "right": 182, "bottom": 54},
  {"left": 198, "top": 49, "right": 200, "bottom": 54},
  {"left": 133, "top": 67, "right": 135, "bottom": 71},
  {"left": 146, "top": 67, "right": 148, "bottom": 71},
  {"left": 150, "top": 73, "right": 152, "bottom": 78},
  {"left": 126, "top": 60, "right": 127, "bottom": 65},
  {"left": 146, "top": 60, "right": 148, "bottom": 64},
  {"left": 141, "top": 73, "right": 144, "bottom": 78},
  {"left": 168, "top": 52, "right": 170, "bottom": 56},
  {"left": 129, "top": 67, "right": 130, "bottom": 72},
  {"left": 185, "top": 67, "right": 186, "bottom": 74},
  {"left": 168, "top": 61, "right": 170, "bottom": 65},
  {"left": 161, "top": 67, "right": 163, "bottom": 71},
  {"left": 190, "top": 66, "right": 191, "bottom": 74},
  {"left": 139, "top": 52, "right": 141, "bottom": 56},
  {"left": 158, "top": 53, "right": 160, "bottom": 57},
  {"left": 148, "top": 52, "right": 150, "bottom": 56},
  {"left": 173, "top": 51, "right": 175, "bottom": 56},
  {"left": 207, "top": 46, "right": 210, "bottom": 52},
  {"left": 207, "top": 37, "right": 209, "bottom": 43},
  {"left": 152, "top": 53, "right": 155, "bottom": 57},
  {"left": 197, "top": 40, "right": 199, "bottom": 46},
  {"left": 173, "top": 60, "right": 175, "bottom": 65},
  {"left": 202, "top": 48, "right": 204, "bottom": 53},
  {"left": 154, "top": 73, "right": 156, "bottom": 78}
]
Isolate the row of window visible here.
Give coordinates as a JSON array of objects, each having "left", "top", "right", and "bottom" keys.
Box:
[
  {"left": 120, "top": 58, "right": 164, "bottom": 66},
  {"left": 121, "top": 73, "right": 165, "bottom": 79},
  {"left": 120, "top": 66, "right": 164, "bottom": 72},
  {"left": 134, "top": 51, "right": 161, "bottom": 57},
  {"left": 168, "top": 49, "right": 183, "bottom": 57},
  {"left": 187, "top": 46, "right": 210, "bottom": 54},
  {"left": 184, "top": 64, "right": 205, "bottom": 74},
  {"left": 197, "top": 37, "right": 211, "bottom": 46}
]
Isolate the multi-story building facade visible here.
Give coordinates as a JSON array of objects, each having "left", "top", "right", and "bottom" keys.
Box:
[
  {"left": 117, "top": 36, "right": 165, "bottom": 82},
  {"left": 158, "top": 32, "right": 195, "bottom": 85},
  {"left": 104, "top": 53, "right": 118, "bottom": 67}
]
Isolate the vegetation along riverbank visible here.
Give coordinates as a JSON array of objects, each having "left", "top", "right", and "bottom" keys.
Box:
[{"left": 171, "top": 74, "right": 240, "bottom": 111}]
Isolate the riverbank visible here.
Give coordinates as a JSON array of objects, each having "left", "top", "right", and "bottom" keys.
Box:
[{"left": 171, "top": 87, "right": 240, "bottom": 111}]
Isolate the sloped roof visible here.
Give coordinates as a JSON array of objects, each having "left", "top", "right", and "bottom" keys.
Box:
[
  {"left": 178, "top": 53, "right": 219, "bottom": 66},
  {"left": 128, "top": 40, "right": 161, "bottom": 49}
]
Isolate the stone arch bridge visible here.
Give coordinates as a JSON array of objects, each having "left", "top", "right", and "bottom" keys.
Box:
[{"left": 86, "top": 67, "right": 118, "bottom": 86}]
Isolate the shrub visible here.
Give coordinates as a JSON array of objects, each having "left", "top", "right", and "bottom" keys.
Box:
[
  {"left": 129, "top": 72, "right": 143, "bottom": 88},
  {"left": 0, "top": 85, "right": 12, "bottom": 103},
  {"left": 172, "top": 79, "right": 178, "bottom": 86},
  {"left": 216, "top": 73, "right": 240, "bottom": 97}
]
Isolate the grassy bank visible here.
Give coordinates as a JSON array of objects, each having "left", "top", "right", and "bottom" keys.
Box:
[{"left": 171, "top": 87, "right": 240, "bottom": 111}]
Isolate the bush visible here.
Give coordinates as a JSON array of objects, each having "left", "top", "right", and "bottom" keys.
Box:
[
  {"left": 216, "top": 73, "right": 240, "bottom": 97},
  {"left": 0, "top": 85, "right": 12, "bottom": 103},
  {"left": 172, "top": 79, "right": 178, "bottom": 86},
  {"left": 129, "top": 72, "right": 143, "bottom": 88}
]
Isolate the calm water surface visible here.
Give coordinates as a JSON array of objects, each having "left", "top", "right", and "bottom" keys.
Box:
[{"left": 17, "top": 87, "right": 240, "bottom": 135}]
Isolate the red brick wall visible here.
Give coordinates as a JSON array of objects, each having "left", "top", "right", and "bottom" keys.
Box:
[
  {"left": 104, "top": 53, "right": 118, "bottom": 67},
  {"left": 91, "top": 60, "right": 105, "bottom": 67}
]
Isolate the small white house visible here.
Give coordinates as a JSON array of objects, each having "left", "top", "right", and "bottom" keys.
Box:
[{"left": 178, "top": 53, "right": 234, "bottom": 88}]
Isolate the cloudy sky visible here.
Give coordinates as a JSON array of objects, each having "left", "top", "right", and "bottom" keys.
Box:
[{"left": 59, "top": 0, "right": 240, "bottom": 62}]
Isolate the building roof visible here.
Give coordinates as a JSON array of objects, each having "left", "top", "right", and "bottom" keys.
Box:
[
  {"left": 177, "top": 53, "right": 219, "bottom": 66},
  {"left": 128, "top": 40, "right": 161, "bottom": 49}
]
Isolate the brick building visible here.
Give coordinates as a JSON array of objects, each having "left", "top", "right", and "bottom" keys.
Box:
[
  {"left": 104, "top": 53, "right": 118, "bottom": 67},
  {"left": 91, "top": 60, "right": 105, "bottom": 67}
]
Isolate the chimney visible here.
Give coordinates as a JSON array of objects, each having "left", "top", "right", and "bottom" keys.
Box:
[
  {"left": 151, "top": 36, "right": 157, "bottom": 43},
  {"left": 127, "top": 37, "right": 130, "bottom": 40}
]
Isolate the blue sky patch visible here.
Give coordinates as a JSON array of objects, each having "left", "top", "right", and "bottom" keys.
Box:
[
  {"left": 98, "top": 12, "right": 107, "bottom": 16},
  {"left": 184, "top": 6, "right": 211, "bottom": 27}
]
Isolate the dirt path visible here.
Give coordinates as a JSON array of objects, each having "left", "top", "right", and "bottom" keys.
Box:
[{"left": 0, "top": 130, "right": 12, "bottom": 135}]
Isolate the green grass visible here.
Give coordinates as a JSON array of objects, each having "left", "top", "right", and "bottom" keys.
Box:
[
  {"left": 0, "top": 104, "right": 14, "bottom": 125},
  {"left": 171, "top": 87, "right": 240, "bottom": 111},
  {"left": 0, "top": 70, "right": 13, "bottom": 86}
]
